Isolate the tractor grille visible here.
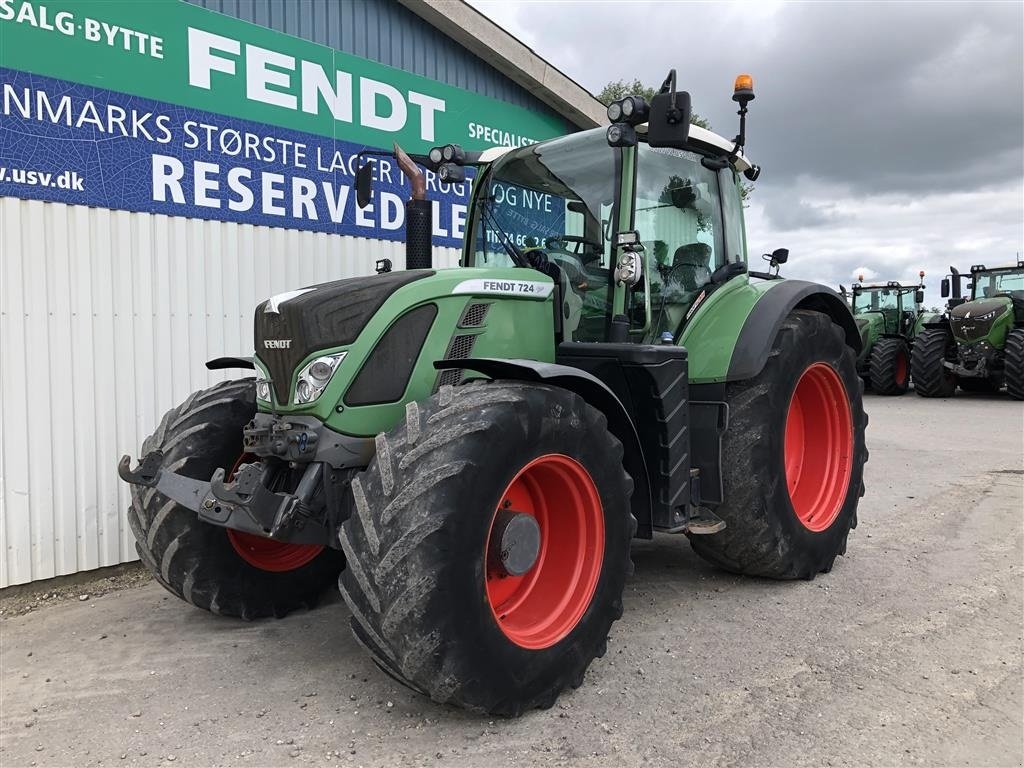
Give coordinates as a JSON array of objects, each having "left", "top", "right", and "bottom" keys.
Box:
[
  {"left": 458, "top": 302, "right": 490, "bottom": 328},
  {"left": 438, "top": 333, "right": 478, "bottom": 387}
]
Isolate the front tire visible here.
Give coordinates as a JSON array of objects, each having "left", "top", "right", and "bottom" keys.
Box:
[
  {"left": 911, "top": 327, "right": 956, "bottom": 397},
  {"left": 688, "top": 310, "right": 867, "bottom": 579},
  {"left": 868, "top": 337, "right": 910, "bottom": 395},
  {"left": 1005, "top": 329, "right": 1024, "bottom": 400},
  {"left": 126, "top": 379, "right": 344, "bottom": 619},
  {"left": 337, "top": 381, "right": 634, "bottom": 715}
]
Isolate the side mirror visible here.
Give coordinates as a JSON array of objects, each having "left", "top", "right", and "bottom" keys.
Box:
[
  {"left": 771, "top": 247, "right": 789, "bottom": 265},
  {"left": 646, "top": 91, "right": 692, "bottom": 149},
  {"left": 356, "top": 161, "right": 374, "bottom": 209},
  {"left": 940, "top": 278, "right": 950, "bottom": 298},
  {"left": 915, "top": 289, "right": 924, "bottom": 305}
]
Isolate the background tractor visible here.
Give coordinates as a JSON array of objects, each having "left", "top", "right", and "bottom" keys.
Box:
[
  {"left": 846, "top": 273, "right": 936, "bottom": 395},
  {"left": 912, "top": 261, "right": 1024, "bottom": 398},
  {"left": 119, "top": 73, "right": 868, "bottom": 715}
]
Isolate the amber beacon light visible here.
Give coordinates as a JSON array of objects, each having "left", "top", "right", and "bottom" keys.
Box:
[{"left": 733, "top": 74, "right": 755, "bottom": 103}]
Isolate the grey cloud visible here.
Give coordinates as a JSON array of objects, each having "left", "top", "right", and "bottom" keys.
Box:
[
  {"left": 476, "top": 1, "right": 1023, "bottom": 194},
  {"left": 762, "top": 196, "right": 846, "bottom": 230},
  {"left": 471, "top": 0, "right": 1023, "bottom": 295}
]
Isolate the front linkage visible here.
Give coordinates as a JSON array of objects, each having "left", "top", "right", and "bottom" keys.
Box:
[{"left": 119, "top": 413, "right": 366, "bottom": 548}]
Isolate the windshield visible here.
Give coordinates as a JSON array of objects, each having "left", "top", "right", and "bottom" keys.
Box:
[
  {"left": 852, "top": 288, "right": 901, "bottom": 314},
  {"left": 634, "top": 144, "right": 725, "bottom": 340},
  {"left": 972, "top": 269, "right": 1024, "bottom": 300},
  {"left": 466, "top": 131, "right": 616, "bottom": 340}
]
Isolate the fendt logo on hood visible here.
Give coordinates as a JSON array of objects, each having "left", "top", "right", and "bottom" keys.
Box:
[{"left": 264, "top": 339, "right": 292, "bottom": 349}]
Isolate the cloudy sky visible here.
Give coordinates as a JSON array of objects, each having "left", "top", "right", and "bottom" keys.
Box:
[{"left": 470, "top": 0, "right": 1023, "bottom": 303}]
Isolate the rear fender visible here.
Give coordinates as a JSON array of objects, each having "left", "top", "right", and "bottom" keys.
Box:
[
  {"left": 728, "top": 281, "right": 860, "bottom": 381},
  {"left": 435, "top": 357, "right": 654, "bottom": 539}
]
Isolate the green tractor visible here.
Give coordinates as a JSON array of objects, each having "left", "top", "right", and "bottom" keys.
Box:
[
  {"left": 119, "top": 73, "right": 868, "bottom": 715},
  {"left": 912, "top": 261, "right": 1024, "bottom": 398},
  {"left": 845, "top": 273, "right": 937, "bottom": 395}
]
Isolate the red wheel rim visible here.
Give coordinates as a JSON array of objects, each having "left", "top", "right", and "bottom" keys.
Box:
[
  {"left": 224, "top": 455, "right": 323, "bottom": 572},
  {"left": 784, "top": 363, "right": 854, "bottom": 532},
  {"left": 896, "top": 351, "right": 908, "bottom": 386},
  {"left": 485, "top": 454, "right": 604, "bottom": 650}
]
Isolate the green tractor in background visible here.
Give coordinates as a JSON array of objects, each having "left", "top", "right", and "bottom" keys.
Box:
[
  {"left": 845, "top": 272, "right": 937, "bottom": 395},
  {"left": 118, "top": 73, "right": 868, "bottom": 715},
  {"left": 912, "top": 261, "right": 1024, "bottom": 398}
]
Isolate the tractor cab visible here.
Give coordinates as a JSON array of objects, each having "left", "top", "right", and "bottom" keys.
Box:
[
  {"left": 968, "top": 262, "right": 1024, "bottom": 318},
  {"left": 462, "top": 124, "right": 751, "bottom": 345},
  {"left": 851, "top": 276, "right": 924, "bottom": 336}
]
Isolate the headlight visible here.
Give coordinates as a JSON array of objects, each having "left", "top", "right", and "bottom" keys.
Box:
[
  {"left": 973, "top": 309, "right": 998, "bottom": 322},
  {"left": 294, "top": 353, "right": 346, "bottom": 405},
  {"left": 255, "top": 365, "right": 271, "bottom": 403}
]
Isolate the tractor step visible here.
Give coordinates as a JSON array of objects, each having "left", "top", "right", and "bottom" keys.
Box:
[{"left": 682, "top": 507, "right": 727, "bottom": 535}]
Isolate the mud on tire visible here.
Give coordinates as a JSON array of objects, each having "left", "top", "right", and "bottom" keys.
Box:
[
  {"left": 911, "top": 327, "right": 956, "bottom": 397},
  {"left": 337, "top": 381, "right": 634, "bottom": 716},
  {"left": 868, "top": 337, "right": 910, "bottom": 395},
  {"left": 126, "top": 379, "right": 344, "bottom": 619},
  {"left": 1005, "top": 328, "right": 1024, "bottom": 400},
  {"left": 688, "top": 310, "right": 868, "bottom": 579}
]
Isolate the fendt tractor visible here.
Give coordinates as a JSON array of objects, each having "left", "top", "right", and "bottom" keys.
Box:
[
  {"left": 912, "top": 261, "right": 1024, "bottom": 398},
  {"left": 845, "top": 273, "right": 936, "bottom": 395},
  {"left": 119, "top": 73, "right": 868, "bottom": 715}
]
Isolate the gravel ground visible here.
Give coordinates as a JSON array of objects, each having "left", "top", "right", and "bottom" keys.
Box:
[{"left": 1, "top": 392, "right": 1022, "bottom": 768}]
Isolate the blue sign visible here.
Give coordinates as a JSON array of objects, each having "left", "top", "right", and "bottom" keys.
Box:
[{"left": 0, "top": 68, "right": 473, "bottom": 248}]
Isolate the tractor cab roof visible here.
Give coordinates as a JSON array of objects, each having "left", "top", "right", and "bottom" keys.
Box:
[
  {"left": 969, "top": 261, "right": 1024, "bottom": 274},
  {"left": 477, "top": 124, "right": 752, "bottom": 172},
  {"left": 853, "top": 281, "right": 918, "bottom": 292}
]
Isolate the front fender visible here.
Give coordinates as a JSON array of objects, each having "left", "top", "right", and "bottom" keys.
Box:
[{"left": 436, "top": 357, "right": 654, "bottom": 539}]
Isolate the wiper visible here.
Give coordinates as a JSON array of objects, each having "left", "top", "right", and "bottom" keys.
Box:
[{"left": 480, "top": 196, "right": 529, "bottom": 268}]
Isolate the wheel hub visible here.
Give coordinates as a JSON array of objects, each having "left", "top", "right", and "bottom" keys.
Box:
[{"left": 490, "top": 509, "right": 541, "bottom": 576}]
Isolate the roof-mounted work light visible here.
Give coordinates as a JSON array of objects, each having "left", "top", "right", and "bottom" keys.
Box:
[{"left": 606, "top": 122, "right": 637, "bottom": 148}]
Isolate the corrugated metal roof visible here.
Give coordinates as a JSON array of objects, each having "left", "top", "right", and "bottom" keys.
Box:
[{"left": 184, "top": 0, "right": 574, "bottom": 130}]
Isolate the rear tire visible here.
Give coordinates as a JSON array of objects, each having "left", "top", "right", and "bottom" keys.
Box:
[
  {"left": 337, "top": 381, "right": 634, "bottom": 715},
  {"left": 911, "top": 327, "right": 956, "bottom": 397},
  {"left": 868, "top": 337, "right": 910, "bottom": 395},
  {"left": 688, "top": 310, "right": 867, "bottom": 579},
  {"left": 1006, "top": 329, "right": 1024, "bottom": 400},
  {"left": 126, "top": 379, "right": 344, "bottom": 619}
]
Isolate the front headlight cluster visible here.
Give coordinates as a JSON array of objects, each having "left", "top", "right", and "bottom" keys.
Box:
[
  {"left": 295, "top": 353, "right": 347, "bottom": 404},
  {"left": 255, "top": 365, "right": 272, "bottom": 403},
  {"left": 972, "top": 309, "right": 999, "bottom": 322}
]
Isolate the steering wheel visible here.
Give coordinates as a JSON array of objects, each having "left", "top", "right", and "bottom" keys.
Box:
[{"left": 523, "top": 249, "right": 584, "bottom": 337}]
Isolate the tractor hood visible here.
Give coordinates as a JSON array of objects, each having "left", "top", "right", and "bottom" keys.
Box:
[
  {"left": 255, "top": 271, "right": 434, "bottom": 404},
  {"left": 251, "top": 267, "right": 558, "bottom": 436},
  {"left": 854, "top": 313, "right": 883, "bottom": 359},
  {"left": 949, "top": 297, "right": 1011, "bottom": 343}
]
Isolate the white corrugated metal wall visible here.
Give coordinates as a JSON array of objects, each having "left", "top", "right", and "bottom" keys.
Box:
[{"left": 0, "top": 197, "right": 459, "bottom": 587}]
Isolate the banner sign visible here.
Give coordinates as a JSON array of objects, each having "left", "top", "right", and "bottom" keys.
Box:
[
  {"left": 482, "top": 180, "right": 566, "bottom": 251},
  {"left": 0, "top": 0, "right": 569, "bottom": 246}
]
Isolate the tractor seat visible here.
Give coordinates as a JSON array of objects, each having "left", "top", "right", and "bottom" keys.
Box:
[{"left": 672, "top": 243, "right": 713, "bottom": 292}]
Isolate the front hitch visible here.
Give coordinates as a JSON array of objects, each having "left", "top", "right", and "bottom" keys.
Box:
[{"left": 118, "top": 452, "right": 332, "bottom": 547}]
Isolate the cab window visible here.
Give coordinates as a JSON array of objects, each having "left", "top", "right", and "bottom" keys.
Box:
[{"left": 633, "top": 144, "right": 724, "bottom": 339}]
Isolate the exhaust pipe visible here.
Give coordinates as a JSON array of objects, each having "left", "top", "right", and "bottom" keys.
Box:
[{"left": 394, "top": 143, "right": 432, "bottom": 270}]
